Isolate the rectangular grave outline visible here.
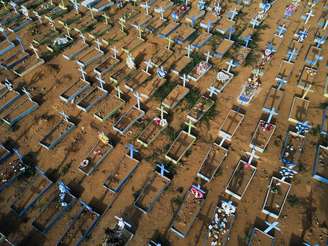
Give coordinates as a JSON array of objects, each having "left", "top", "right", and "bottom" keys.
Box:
[
  {"left": 112, "top": 106, "right": 145, "bottom": 135},
  {"left": 219, "top": 109, "right": 244, "bottom": 140},
  {"left": 137, "top": 118, "right": 167, "bottom": 147},
  {"left": 288, "top": 96, "right": 310, "bottom": 124},
  {"left": 312, "top": 144, "right": 328, "bottom": 184},
  {"left": 280, "top": 130, "right": 305, "bottom": 167},
  {"left": 250, "top": 120, "right": 276, "bottom": 153},
  {"left": 247, "top": 227, "right": 275, "bottom": 246},
  {"left": 59, "top": 79, "right": 91, "bottom": 103}
]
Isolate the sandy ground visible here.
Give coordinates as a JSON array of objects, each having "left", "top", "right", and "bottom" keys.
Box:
[{"left": 0, "top": 0, "right": 327, "bottom": 246}]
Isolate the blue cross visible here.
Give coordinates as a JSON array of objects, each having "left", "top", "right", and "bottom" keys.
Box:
[
  {"left": 242, "top": 35, "right": 252, "bottom": 48},
  {"left": 127, "top": 144, "right": 138, "bottom": 159},
  {"left": 266, "top": 42, "right": 276, "bottom": 53},
  {"left": 286, "top": 48, "right": 297, "bottom": 62},
  {"left": 296, "top": 121, "right": 311, "bottom": 135},
  {"left": 276, "top": 25, "right": 286, "bottom": 37},
  {"left": 227, "top": 27, "right": 235, "bottom": 40},
  {"left": 264, "top": 221, "right": 280, "bottom": 234},
  {"left": 314, "top": 36, "right": 326, "bottom": 48},
  {"left": 156, "top": 163, "right": 170, "bottom": 177}
]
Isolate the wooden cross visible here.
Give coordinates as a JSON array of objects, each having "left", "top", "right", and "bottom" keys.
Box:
[
  {"left": 30, "top": 43, "right": 40, "bottom": 59},
  {"left": 185, "top": 45, "right": 193, "bottom": 58},
  {"left": 166, "top": 36, "right": 173, "bottom": 50},
  {"left": 185, "top": 119, "right": 196, "bottom": 136},
  {"left": 180, "top": 74, "right": 189, "bottom": 87}
]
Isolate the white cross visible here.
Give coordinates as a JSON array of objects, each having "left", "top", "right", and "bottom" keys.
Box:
[
  {"left": 206, "top": 21, "right": 212, "bottom": 33},
  {"left": 115, "top": 85, "right": 122, "bottom": 99},
  {"left": 185, "top": 0, "right": 189, "bottom": 6},
  {"left": 119, "top": 17, "right": 126, "bottom": 32},
  {"left": 30, "top": 44, "right": 39, "bottom": 59},
  {"left": 276, "top": 25, "right": 286, "bottom": 38},
  {"left": 205, "top": 51, "right": 212, "bottom": 63},
  {"left": 64, "top": 24, "right": 71, "bottom": 38},
  {"left": 22, "top": 87, "right": 32, "bottom": 101},
  {"left": 208, "top": 86, "right": 219, "bottom": 97},
  {"left": 96, "top": 74, "right": 106, "bottom": 90},
  {"left": 246, "top": 148, "right": 258, "bottom": 165},
  {"left": 89, "top": 7, "right": 94, "bottom": 19},
  {"left": 264, "top": 221, "right": 280, "bottom": 234},
  {"left": 243, "top": 35, "right": 252, "bottom": 48},
  {"left": 140, "top": 1, "right": 150, "bottom": 15},
  {"left": 95, "top": 39, "right": 102, "bottom": 52},
  {"left": 10, "top": 1, "right": 17, "bottom": 13},
  {"left": 135, "top": 24, "right": 144, "bottom": 40},
  {"left": 225, "top": 59, "right": 236, "bottom": 73},
  {"left": 180, "top": 74, "right": 189, "bottom": 87},
  {"left": 59, "top": 111, "right": 69, "bottom": 122},
  {"left": 144, "top": 59, "right": 153, "bottom": 74},
  {"left": 103, "top": 13, "right": 110, "bottom": 25},
  {"left": 72, "top": 0, "right": 79, "bottom": 13},
  {"left": 185, "top": 45, "right": 193, "bottom": 58},
  {"left": 166, "top": 36, "right": 173, "bottom": 50},
  {"left": 263, "top": 107, "right": 278, "bottom": 124},
  {"left": 302, "top": 83, "right": 312, "bottom": 99},
  {"left": 228, "top": 8, "right": 238, "bottom": 21},
  {"left": 134, "top": 91, "right": 144, "bottom": 109},
  {"left": 250, "top": 17, "right": 260, "bottom": 28},
  {"left": 4, "top": 79, "right": 13, "bottom": 91},
  {"left": 312, "top": 54, "right": 323, "bottom": 67},
  {"left": 157, "top": 105, "right": 168, "bottom": 123},
  {"left": 155, "top": 7, "right": 165, "bottom": 21},
  {"left": 111, "top": 47, "right": 119, "bottom": 59},
  {"left": 303, "top": 9, "right": 314, "bottom": 25},
  {"left": 78, "top": 66, "right": 87, "bottom": 81},
  {"left": 33, "top": 11, "right": 42, "bottom": 24},
  {"left": 16, "top": 36, "right": 25, "bottom": 51},
  {"left": 286, "top": 48, "right": 297, "bottom": 63},
  {"left": 79, "top": 31, "right": 86, "bottom": 44},
  {"left": 185, "top": 119, "right": 196, "bottom": 136}
]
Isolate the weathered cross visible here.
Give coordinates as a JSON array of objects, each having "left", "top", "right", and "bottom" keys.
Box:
[
  {"left": 135, "top": 24, "right": 144, "bottom": 40},
  {"left": 205, "top": 51, "right": 212, "bottom": 64},
  {"left": 59, "top": 0, "right": 67, "bottom": 10},
  {"left": 263, "top": 107, "right": 278, "bottom": 124},
  {"left": 228, "top": 8, "right": 238, "bottom": 21},
  {"left": 140, "top": 1, "right": 150, "bottom": 15},
  {"left": 30, "top": 43, "right": 40, "bottom": 59},
  {"left": 78, "top": 65, "right": 87, "bottom": 81},
  {"left": 144, "top": 59, "right": 154, "bottom": 75},
  {"left": 115, "top": 85, "right": 122, "bottom": 99},
  {"left": 264, "top": 221, "right": 280, "bottom": 234},
  {"left": 134, "top": 91, "right": 144, "bottom": 110},
  {"left": 63, "top": 24, "right": 71, "bottom": 38},
  {"left": 155, "top": 7, "right": 165, "bottom": 21},
  {"left": 111, "top": 47, "right": 119, "bottom": 60},
  {"left": 166, "top": 36, "right": 173, "bottom": 50},
  {"left": 96, "top": 74, "right": 106, "bottom": 90},
  {"left": 302, "top": 84, "right": 312, "bottom": 99},
  {"left": 185, "top": 44, "right": 193, "bottom": 58},
  {"left": 185, "top": 119, "right": 196, "bottom": 136},
  {"left": 119, "top": 17, "right": 126, "bottom": 33},
  {"left": 59, "top": 111, "right": 70, "bottom": 122},
  {"left": 127, "top": 143, "right": 138, "bottom": 159},
  {"left": 225, "top": 59, "right": 236, "bottom": 73},
  {"left": 208, "top": 86, "right": 219, "bottom": 97},
  {"left": 180, "top": 73, "right": 189, "bottom": 87},
  {"left": 46, "top": 16, "right": 56, "bottom": 31},
  {"left": 89, "top": 7, "right": 94, "bottom": 19},
  {"left": 10, "top": 1, "right": 17, "bottom": 13},
  {"left": 157, "top": 105, "right": 168, "bottom": 123},
  {"left": 250, "top": 17, "right": 260, "bottom": 29},
  {"left": 156, "top": 163, "right": 170, "bottom": 177},
  {"left": 102, "top": 13, "right": 110, "bottom": 25},
  {"left": 79, "top": 31, "right": 86, "bottom": 44},
  {"left": 95, "top": 39, "right": 102, "bottom": 52},
  {"left": 72, "top": 0, "right": 79, "bottom": 14}
]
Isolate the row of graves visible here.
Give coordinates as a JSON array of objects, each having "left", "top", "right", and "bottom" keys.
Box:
[{"left": 0, "top": 0, "right": 327, "bottom": 245}]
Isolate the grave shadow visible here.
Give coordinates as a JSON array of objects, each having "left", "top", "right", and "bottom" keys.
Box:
[
  {"left": 289, "top": 233, "right": 304, "bottom": 246},
  {"left": 121, "top": 205, "right": 143, "bottom": 233},
  {"left": 232, "top": 104, "right": 246, "bottom": 115},
  {"left": 0, "top": 211, "right": 21, "bottom": 236},
  {"left": 3, "top": 137, "right": 19, "bottom": 150},
  {"left": 18, "top": 229, "right": 46, "bottom": 246},
  {"left": 67, "top": 179, "right": 85, "bottom": 198},
  {"left": 150, "top": 230, "right": 171, "bottom": 246},
  {"left": 89, "top": 196, "right": 108, "bottom": 215}
]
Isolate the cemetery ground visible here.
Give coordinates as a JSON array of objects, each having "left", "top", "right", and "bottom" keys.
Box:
[{"left": 0, "top": 0, "right": 327, "bottom": 246}]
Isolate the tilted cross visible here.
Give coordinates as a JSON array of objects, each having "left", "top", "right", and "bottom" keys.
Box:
[
  {"left": 185, "top": 119, "right": 196, "bottom": 136},
  {"left": 250, "top": 17, "right": 260, "bottom": 29},
  {"left": 286, "top": 48, "right": 297, "bottom": 63},
  {"left": 225, "top": 59, "right": 236, "bottom": 73},
  {"left": 263, "top": 107, "right": 278, "bottom": 124},
  {"left": 111, "top": 47, "right": 119, "bottom": 59},
  {"left": 208, "top": 86, "right": 219, "bottom": 97},
  {"left": 115, "top": 85, "right": 122, "bottom": 99},
  {"left": 22, "top": 87, "right": 32, "bottom": 100},
  {"left": 30, "top": 44, "right": 40, "bottom": 59},
  {"left": 303, "top": 9, "right": 314, "bottom": 24},
  {"left": 166, "top": 36, "right": 173, "bottom": 50},
  {"left": 180, "top": 73, "right": 189, "bottom": 87},
  {"left": 156, "top": 163, "right": 170, "bottom": 177},
  {"left": 228, "top": 8, "right": 238, "bottom": 21},
  {"left": 157, "top": 105, "right": 168, "bottom": 122},
  {"left": 95, "top": 39, "right": 102, "bottom": 52},
  {"left": 59, "top": 111, "right": 69, "bottom": 122},
  {"left": 140, "top": 1, "right": 150, "bottom": 15},
  {"left": 127, "top": 143, "right": 138, "bottom": 159},
  {"left": 96, "top": 74, "right": 106, "bottom": 90},
  {"left": 205, "top": 51, "right": 212, "bottom": 63},
  {"left": 119, "top": 17, "right": 126, "bottom": 32},
  {"left": 264, "top": 221, "right": 280, "bottom": 234},
  {"left": 144, "top": 59, "right": 153, "bottom": 74},
  {"left": 185, "top": 45, "right": 193, "bottom": 58},
  {"left": 276, "top": 25, "right": 286, "bottom": 37},
  {"left": 78, "top": 66, "right": 87, "bottom": 81}
]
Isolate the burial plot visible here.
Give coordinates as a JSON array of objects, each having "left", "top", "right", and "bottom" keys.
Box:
[
  {"left": 171, "top": 55, "right": 192, "bottom": 75},
  {"left": 103, "top": 153, "right": 140, "bottom": 193},
  {"left": 187, "top": 96, "right": 214, "bottom": 123},
  {"left": 185, "top": 6, "right": 205, "bottom": 26},
  {"left": 139, "top": 76, "right": 167, "bottom": 100},
  {"left": 102, "top": 217, "right": 134, "bottom": 245},
  {"left": 284, "top": 40, "right": 302, "bottom": 63},
  {"left": 75, "top": 86, "right": 108, "bottom": 112},
  {"left": 0, "top": 151, "right": 26, "bottom": 192},
  {"left": 60, "top": 79, "right": 91, "bottom": 103},
  {"left": 134, "top": 165, "right": 171, "bottom": 213},
  {"left": 321, "top": 107, "right": 328, "bottom": 135},
  {"left": 276, "top": 61, "right": 294, "bottom": 86},
  {"left": 159, "top": 22, "right": 180, "bottom": 38},
  {"left": 11, "top": 167, "right": 52, "bottom": 216},
  {"left": 39, "top": 113, "right": 76, "bottom": 150},
  {"left": 170, "top": 3, "right": 191, "bottom": 22},
  {"left": 225, "top": 159, "right": 257, "bottom": 200},
  {"left": 76, "top": 47, "right": 104, "bottom": 68},
  {"left": 288, "top": 96, "right": 309, "bottom": 124},
  {"left": 297, "top": 66, "right": 317, "bottom": 91},
  {"left": 325, "top": 75, "right": 328, "bottom": 98},
  {"left": 281, "top": 131, "right": 305, "bottom": 167},
  {"left": 6, "top": 15, "right": 32, "bottom": 33},
  {"left": 216, "top": 69, "right": 235, "bottom": 92},
  {"left": 188, "top": 60, "right": 212, "bottom": 82},
  {"left": 312, "top": 144, "right": 328, "bottom": 184},
  {"left": 261, "top": 176, "right": 291, "bottom": 219},
  {"left": 56, "top": 201, "right": 100, "bottom": 246},
  {"left": 305, "top": 45, "right": 322, "bottom": 68},
  {"left": 112, "top": 106, "right": 145, "bottom": 135},
  {"left": 216, "top": 19, "right": 235, "bottom": 35},
  {"left": 170, "top": 185, "right": 206, "bottom": 238},
  {"left": 162, "top": 84, "right": 189, "bottom": 109},
  {"left": 165, "top": 130, "right": 196, "bottom": 165},
  {"left": 219, "top": 109, "right": 244, "bottom": 141},
  {"left": 0, "top": 33, "right": 15, "bottom": 56},
  {"left": 169, "top": 24, "right": 195, "bottom": 45},
  {"left": 214, "top": 39, "right": 234, "bottom": 59},
  {"left": 32, "top": 181, "right": 77, "bottom": 234},
  {"left": 0, "top": 44, "right": 29, "bottom": 69},
  {"left": 197, "top": 143, "right": 228, "bottom": 182},
  {"left": 44, "top": 6, "right": 67, "bottom": 20},
  {"left": 62, "top": 40, "right": 89, "bottom": 60},
  {"left": 94, "top": 55, "right": 120, "bottom": 76},
  {"left": 12, "top": 52, "right": 45, "bottom": 77},
  {"left": 151, "top": 48, "right": 173, "bottom": 68},
  {"left": 79, "top": 132, "right": 113, "bottom": 176},
  {"left": 88, "top": 23, "right": 111, "bottom": 40},
  {"left": 0, "top": 83, "right": 20, "bottom": 114},
  {"left": 234, "top": 46, "right": 251, "bottom": 66},
  {"left": 208, "top": 200, "right": 236, "bottom": 246},
  {"left": 191, "top": 32, "right": 212, "bottom": 49},
  {"left": 0, "top": 90, "right": 39, "bottom": 126},
  {"left": 274, "top": 20, "right": 289, "bottom": 38},
  {"left": 263, "top": 87, "right": 284, "bottom": 112},
  {"left": 110, "top": 65, "right": 134, "bottom": 85},
  {"left": 250, "top": 120, "right": 276, "bottom": 153},
  {"left": 238, "top": 73, "right": 261, "bottom": 105},
  {"left": 94, "top": 94, "right": 125, "bottom": 122},
  {"left": 124, "top": 69, "right": 152, "bottom": 92},
  {"left": 248, "top": 227, "right": 275, "bottom": 246}
]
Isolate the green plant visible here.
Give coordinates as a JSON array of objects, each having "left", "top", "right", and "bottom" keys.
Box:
[
  {"left": 287, "top": 194, "right": 300, "bottom": 207},
  {"left": 153, "top": 81, "right": 176, "bottom": 101},
  {"left": 184, "top": 88, "right": 200, "bottom": 108}
]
